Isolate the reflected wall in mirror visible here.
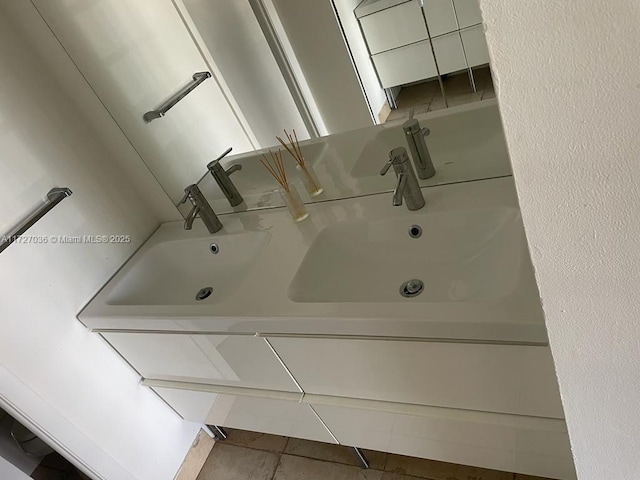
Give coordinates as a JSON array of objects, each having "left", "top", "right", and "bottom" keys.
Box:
[{"left": 31, "top": 0, "right": 502, "bottom": 217}]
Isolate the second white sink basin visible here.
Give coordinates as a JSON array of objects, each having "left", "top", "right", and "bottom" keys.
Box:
[{"left": 288, "top": 207, "right": 522, "bottom": 303}]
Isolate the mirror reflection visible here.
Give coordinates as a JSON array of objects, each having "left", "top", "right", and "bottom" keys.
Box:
[{"left": 33, "top": 0, "right": 502, "bottom": 217}]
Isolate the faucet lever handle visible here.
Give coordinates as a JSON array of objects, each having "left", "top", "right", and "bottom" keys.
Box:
[
  {"left": 207, "top": 147, "right": 233, "bottom": 170},
  {"left": 380, "top": 160, "right": 393, "bottom": 176}
]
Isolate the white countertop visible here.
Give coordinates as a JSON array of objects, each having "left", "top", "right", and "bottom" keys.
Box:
[{"left": 79, "top": 177, "right": 547, "bottom": 345}]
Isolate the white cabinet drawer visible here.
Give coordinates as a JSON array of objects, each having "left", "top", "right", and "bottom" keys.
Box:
[
  {"left": 432, "top": 31, "right": 467, "bottom": 74},
  {"left": 268, "top": 338, "right": 564, "bottom": 418},
  {"left": 152, "top": 387, "right": 337, "bottom": 444},
  {"left": 103, "top": 333, "right": 299, "bottom": 392},
  {"left": 360, "top": 1, "right": 428, "bottom": 54},
  {"left": 461, "top": 25, "right": 490, "bottom": 67},
  {"left": 313, "top": 403, "right": 576, "bottom": 479},
  {"left": 453, "top": 0, "right": 483, "bottom": 28},
  {"left": 422, "top": 0, "right": 458, "bottom": 37},
  {"left": 372, "top": 40, "right": 437, "bottom": 88}
]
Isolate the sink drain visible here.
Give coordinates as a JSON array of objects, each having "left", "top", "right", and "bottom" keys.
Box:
[
  {"left": 195, "top": 287, "right": 213, "bottom": 301},
  {"left": 408, "top": 225, "right": 422, "bottom": 238},
  {"left": 400, "top": 279, "right": 424, "bottom": 298},
  {"left": 209, "top": 243, "right": 220, "bottom": 254}
]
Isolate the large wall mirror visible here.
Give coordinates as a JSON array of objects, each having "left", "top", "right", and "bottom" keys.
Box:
[{"left": 31, "top": 0, "right": 508, "bottom": 217}]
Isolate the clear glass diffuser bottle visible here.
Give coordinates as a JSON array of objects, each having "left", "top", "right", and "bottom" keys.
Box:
[
  {"left": 296, "top": 163, "right": 324, "bottom": 197},
  {"left": 279, "top": 185, "right": 309, "bottom": 222}
]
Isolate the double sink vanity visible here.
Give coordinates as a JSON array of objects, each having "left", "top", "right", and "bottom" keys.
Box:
[{"left": 79, "top": 100, "right": 575, "bottom": 479}]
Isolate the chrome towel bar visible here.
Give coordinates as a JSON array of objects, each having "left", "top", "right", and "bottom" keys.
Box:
[
  {"left": 143, "top": 71, "right": 211, "bottom": 123},
  {"left": 0, "top": 187, "right": 72, "bottom": 254}
]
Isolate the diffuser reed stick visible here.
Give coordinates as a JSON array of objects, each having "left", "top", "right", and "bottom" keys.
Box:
[
  {"left": 260, "top": 149, "right": 288, "bottom": 191},
  {"left": 276, "top": 129, "right": 324, "bottom": 196}
]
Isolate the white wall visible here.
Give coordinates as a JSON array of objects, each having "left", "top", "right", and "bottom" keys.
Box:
[
  {"left": 332, "top": 0, "right": 387, "bottom": 120},
  {"left": 271, "top": 0, "right": 374, "bottom": 134},
  {"left": 0, "top": 2, "right": 199, "bottom": 479},
  {"left": 479, "top": 1, "right": 640, "bottom": 478},
  {"left": 180, "top": 0, "right": 308, "bottom": 148}
]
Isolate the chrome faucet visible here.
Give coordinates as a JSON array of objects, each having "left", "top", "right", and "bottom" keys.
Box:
[
  {"left": 380, "top": 147, "right": 425, "bottom": 211},
  {"left": 179, "top": 184, "right": 223, "bottom": 234},
  {"left": 402, "top": 117, "right": 435, "bottom": 180},
  {"left": 207, "top": 147, "right": 244, "bottom": 207}
]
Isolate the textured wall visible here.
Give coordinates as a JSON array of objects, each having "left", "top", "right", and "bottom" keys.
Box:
[{"left": 479, "top": 1, "right": 640, "bottom": 478}]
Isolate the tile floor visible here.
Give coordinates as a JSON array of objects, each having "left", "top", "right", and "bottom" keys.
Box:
[
  {"left": 385, "top": 67, "right": 495, "bottom": 123},
  {"left": 194, "top": 428, "right": 554, "bottom": 480}
]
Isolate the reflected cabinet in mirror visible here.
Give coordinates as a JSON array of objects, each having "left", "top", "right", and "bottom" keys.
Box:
[{"left": 33, "top": 0, "right": 503, "bottom": 217}]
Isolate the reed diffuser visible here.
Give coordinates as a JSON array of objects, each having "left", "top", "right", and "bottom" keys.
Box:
[
  {"left": 260, "top": 149, "right": 309, "bottom": 222},
  {"left": 277, "top": 129, "right": 324, "bottom": 197}
]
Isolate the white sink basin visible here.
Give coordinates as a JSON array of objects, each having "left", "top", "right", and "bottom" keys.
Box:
[
  {"left": 288, "top": 208, "right": 522, "bottom": 303},
  {"left": 107, "top": 231, "right": 270, "bottom": 306}
]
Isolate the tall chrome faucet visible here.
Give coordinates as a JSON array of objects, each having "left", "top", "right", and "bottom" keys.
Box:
[
  {"left": 179, "top": 184, "right": 223, "bottom": 234},
  {"left": 380, "top": 147, "right": 425, "bottom": 211},
  {"left": 402, "top": 117, "right": 435, "bottom": 180},
  {"left": 207, "top": 147, "right": 244, "bottom": 207}
]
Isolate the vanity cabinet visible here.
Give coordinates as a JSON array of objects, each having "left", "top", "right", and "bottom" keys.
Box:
[
  {"left": 460, "top": 25, "right": 491, "bottom": 67},
  {"left": 152, "top": 387, "right": 336, "bottom": 444},
  {"left": 356, "top": 0, "right": 489, "bottom": 89},
  {"left": 267, "top": 338, "right": 564, "bottom": 419},
  {"left": 312, "top": 403, "right": 576, "bottom": 479},
  {"left": 102, "top": 333, "right": 300, "bottom": 392},
  {"left": 359, "top": 1, "right": 428, "bottom": 54}
]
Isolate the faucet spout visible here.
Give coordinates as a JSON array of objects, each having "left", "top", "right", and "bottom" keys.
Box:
[
  {"left": 393, "top": 173, "right": 406, "bottom": 206},
  {"left": 179, "top": 184, "right": 223, "bottom": 234}
]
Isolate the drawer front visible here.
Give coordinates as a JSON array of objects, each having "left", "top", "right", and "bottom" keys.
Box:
[
  {"left": 432, "top": 31, "right": 467, "bottom": 74},
  {"left": 461, "top": 25, "right": 490, "bottom": 67},
  {"left": 103, "top": 333, "right": 299, "bottom": 392},
  {"left": 372, "top": 41, "right": 437, "bottom": 88},
  {"left": 268, "top": 338, "right": 564, "bottom": 418},
  {"left": 153, "top": 387, "right": 337, "bottom": 444},
  {"left": 360, "top": 1, "right": 428, "bottom": 54},
  {"left": 453, "top": 0, "right": 483, "bottom": 28},
  {"left": 423, "top": 0, "right": 458, "bottom": 37},
  {"left": 313, "top": 403, "right": 576, "bottom": 480}
]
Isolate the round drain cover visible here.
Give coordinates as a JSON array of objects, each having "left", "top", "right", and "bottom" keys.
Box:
[
  {"left": 195, "top": 287, "right": 213, "bottom": 301},
  {"left": 400, "top": 279, "right": 424, "bottom": 298}
]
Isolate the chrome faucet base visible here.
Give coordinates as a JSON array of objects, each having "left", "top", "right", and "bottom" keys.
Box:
[
  {"left": 402, "top": 118, "right": 436, "bottom": 180},
  {"left": 208, "top": 147, "right": 244, "bottom": 207},
  {"left": 180, "top": 184, "right": 223, "bottom": 234},
  {"left": 381, "top": 148, "right": 425, "bottom": 211}
]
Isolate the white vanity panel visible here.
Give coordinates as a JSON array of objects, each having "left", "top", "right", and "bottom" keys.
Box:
[
  {"left": 103, "top": 333, "right": 299, "bottom": 392},
  {"left": 313, "top": 403, "right": 576, "bottom": 479},
  {"left": 432, "top": 31, "right": 467, "bottom": 74},
  {"left": 360, "top": 1, "right": 428, "bottom": 54},
  {"left": 423, "top": 0, "right": 458, "bottom": 37},
  {"left": 372, "top": 41, "right": 437, "bottom": 88},
  {"left": 269, "top": 338, "right": 564, "bottom": 418},
  {"left": 453, "top": 0, "right": 483, "bottom": 28},
  {"left": 461, "top": 25, "right": 491, "bottom": 67},
  {"left": 152, "top": 387, "right": 337, "bottom": 444}
]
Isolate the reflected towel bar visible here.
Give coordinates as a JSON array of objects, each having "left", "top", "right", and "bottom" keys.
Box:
[
  {"left": 143, "top": 71, "right": 211, "bottom": 123},
  {"left": 0, "top": 187, "right": 72, "bottom": 254}
]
